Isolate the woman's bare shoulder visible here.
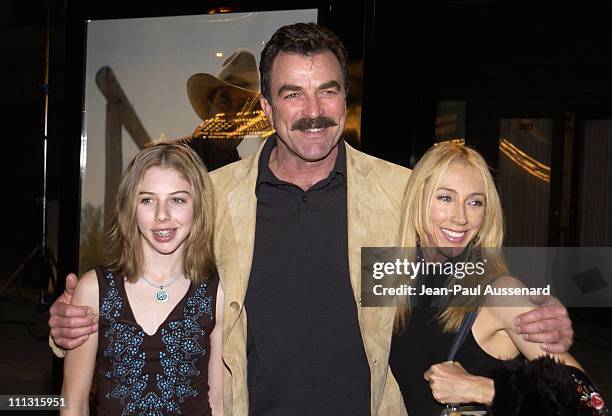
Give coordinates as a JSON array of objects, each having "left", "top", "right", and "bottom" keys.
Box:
[
  {"left": 482, "top": 275, "right": 535, "bottom": 327},
  {"left": 489, "top": 275, "right": 525, "bottom": 289}
]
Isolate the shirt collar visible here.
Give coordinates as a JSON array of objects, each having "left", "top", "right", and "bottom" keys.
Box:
[{"left": 256, "top": 135, "right": 346, "bottom": 187}]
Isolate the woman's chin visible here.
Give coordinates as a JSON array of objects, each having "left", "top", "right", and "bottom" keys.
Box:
[{"left": 436, "top": 245, "right": 468, "bottom": 259}]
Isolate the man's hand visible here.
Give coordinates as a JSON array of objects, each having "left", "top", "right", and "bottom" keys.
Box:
[
  {"left": 514, "top": 296, "right": 573, "bottom": 353},
  {"left": 48, "top": 273, "right": 98, "bottom": 350}
]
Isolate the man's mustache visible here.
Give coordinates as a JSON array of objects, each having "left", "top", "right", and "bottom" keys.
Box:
[{"left": 290, "top": 116, "right": 338, "bottom": 131}]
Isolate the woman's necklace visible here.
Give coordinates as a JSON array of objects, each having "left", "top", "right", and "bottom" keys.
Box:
[{"left": 139, "top": 272, "right": 182, "bottom": 303}]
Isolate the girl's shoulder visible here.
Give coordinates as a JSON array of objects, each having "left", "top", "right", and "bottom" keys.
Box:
[{"left": 72, "top": 269, "right": 100, "bottom": 313}]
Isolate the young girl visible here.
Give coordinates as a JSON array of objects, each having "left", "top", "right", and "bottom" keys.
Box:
[{"left": 61, "top": 143, "right": 223, "bottom": 415}]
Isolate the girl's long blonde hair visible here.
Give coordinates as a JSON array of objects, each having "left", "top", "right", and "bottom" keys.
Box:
[
  {"left": 395, "top": 142, "right": 507, "bottom": 332},
  {"left": 105, "top": 142, "right": 216, "bottom": 283}
]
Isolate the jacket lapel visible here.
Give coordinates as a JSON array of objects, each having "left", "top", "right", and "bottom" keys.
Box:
[
  {"left": 224, "top": 141, "right": 377, "bottom": 317},
  {"left": 226, "top": 144, "right": 264, "bottom": 310},
  {"left": 346, "top": 143, "right": 377, "bottom": 304}
]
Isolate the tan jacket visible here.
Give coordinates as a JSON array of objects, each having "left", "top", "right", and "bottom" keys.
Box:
[{"left": 211, "top": 140, "right": 410, "bottom": 415}]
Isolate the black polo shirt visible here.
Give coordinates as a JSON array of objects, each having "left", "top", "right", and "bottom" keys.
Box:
[{"left": 245, "top": 136, "right": 371, "bottom": 415}]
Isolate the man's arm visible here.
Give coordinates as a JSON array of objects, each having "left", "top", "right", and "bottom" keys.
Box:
[{"left": 48, "top": 273, "right": 99, "bottom": 352}]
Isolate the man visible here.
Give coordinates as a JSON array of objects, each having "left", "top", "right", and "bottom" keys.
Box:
[
  {"left": 182, "top": 48, "right": 273, "bottom": 170},
  {"left": 49, "top": 23, "right": 573, "bottom": 415}
]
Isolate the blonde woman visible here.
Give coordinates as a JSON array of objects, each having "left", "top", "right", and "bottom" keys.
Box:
[
  {"left": 389, "top": 143, "right": 606, "bottom": 415},
  {"left": 61, "top": 143, "right": 223, "bottom": 415}
]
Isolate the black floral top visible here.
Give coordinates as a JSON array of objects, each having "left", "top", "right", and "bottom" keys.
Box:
[{"left": 94, "top": 267, "right": 218, "bottom": 416}]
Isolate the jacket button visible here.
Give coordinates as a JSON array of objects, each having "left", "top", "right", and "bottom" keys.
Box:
[{"left": 229, "top": 301, "right": 240, "bottom": 312}]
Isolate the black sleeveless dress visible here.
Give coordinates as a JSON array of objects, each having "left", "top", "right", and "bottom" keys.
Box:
[
  {"left": 94, "top": 267, "right": 218, "bottom": 416},
  {"left": 389, "top": 304, "right": 514, "bottom": 416}
]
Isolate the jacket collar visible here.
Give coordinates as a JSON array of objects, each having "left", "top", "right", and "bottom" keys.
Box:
[
  {"left": 227, "top": 137, "right": 377, "bottom": 306},
  {"left": 233, "top": 135, "right": 354, "bottom": 185}
]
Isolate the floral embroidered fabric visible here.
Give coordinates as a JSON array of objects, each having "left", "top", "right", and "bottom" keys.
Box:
[
  {"left": 94, "top": 267, "right": 217, "bottom": 416},
  {"left": 574, "top": 368, "right": 608, "bottom": 416}
]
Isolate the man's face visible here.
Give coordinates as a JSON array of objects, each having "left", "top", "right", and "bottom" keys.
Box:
[
  {"left": 260, "top": 51, "right": 347, "bottom": 163},
  {"left": 207, "top": 86, "right": 254, "bottom": 118}
]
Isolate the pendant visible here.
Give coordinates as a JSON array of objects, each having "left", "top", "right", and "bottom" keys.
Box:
[{"left": 155, "top": 288, "right": 169, "bottom": 303}]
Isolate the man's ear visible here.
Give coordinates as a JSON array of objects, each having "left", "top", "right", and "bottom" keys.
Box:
[{"left": 259, "top": 95, "right": 274, "bottom": 128}]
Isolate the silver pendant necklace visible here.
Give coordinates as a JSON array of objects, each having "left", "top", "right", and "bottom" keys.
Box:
[{"left": 139, "top": 272, "right": 182, "bottom": 303}]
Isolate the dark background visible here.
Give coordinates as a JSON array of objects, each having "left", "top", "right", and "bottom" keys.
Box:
[{"left": 1, "top": 0, "right": 611, "bottom": 406}]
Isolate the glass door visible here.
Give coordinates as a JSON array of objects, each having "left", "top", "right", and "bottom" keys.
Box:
[{"left": 497, "top": 118, "right": 553, "bottom": 246}]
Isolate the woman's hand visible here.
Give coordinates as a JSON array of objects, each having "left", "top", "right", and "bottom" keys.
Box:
[{"left": 424, "top": 361, "right": 494, "bottom": 405}]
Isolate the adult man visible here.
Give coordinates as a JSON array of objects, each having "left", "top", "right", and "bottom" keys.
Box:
[
  {"left": 209, "top": 24, "right": 410, "bottom": 415},
  {"left": 49, "top": 23, "right": 573, "bottom": 415},
  {"left": 182, "top": 48, "right": 273, "bottom": 170}
]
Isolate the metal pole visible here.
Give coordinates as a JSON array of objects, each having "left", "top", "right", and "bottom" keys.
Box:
[{"left": 41, "top": 0, "right": 50, "bottom": 250}]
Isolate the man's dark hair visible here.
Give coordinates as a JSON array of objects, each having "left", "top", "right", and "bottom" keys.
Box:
[{"left": 259, "top": 22, "right": 349, "bottom": 101}]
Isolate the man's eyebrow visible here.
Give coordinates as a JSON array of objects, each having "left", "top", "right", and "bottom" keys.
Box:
[
  {"left": 277, "top": 84, "right": 303, "bottom": 96},
  {"left": 276, "top": 80, "right": 342, "bottom": 96},
  {"left": 318, "top": 80, "right": 341, "bottom": 91}
]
